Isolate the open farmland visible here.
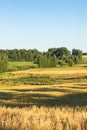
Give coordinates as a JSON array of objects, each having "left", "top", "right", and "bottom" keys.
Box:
[{"left": 0, "top": 63, "right": 87, "bottom": 130}]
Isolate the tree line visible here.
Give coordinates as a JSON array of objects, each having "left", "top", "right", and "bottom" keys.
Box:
[{"left": 0, "top": 47, "right": 82, "bottom": 72}]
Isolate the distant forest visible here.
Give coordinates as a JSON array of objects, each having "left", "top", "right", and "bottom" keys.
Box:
[{"left": 0, "top": 47, "right": 83, "bottom": 71}]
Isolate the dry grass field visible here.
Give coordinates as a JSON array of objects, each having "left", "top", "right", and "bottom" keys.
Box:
[
  {"left": 0, "top": 65, "right": 87, "bottom": 130},
  {"left": 0, "top": 106, "right": 87, "bottom": 130}
]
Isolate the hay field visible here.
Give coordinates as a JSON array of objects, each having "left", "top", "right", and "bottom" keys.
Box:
[{"left": 0, "top": 65, "right": 87, "bottom": 130}]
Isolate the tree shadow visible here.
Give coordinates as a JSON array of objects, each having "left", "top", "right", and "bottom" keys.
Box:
[
  {"left": 0, "top": 92, "right": 13, "bottom": 100},
  {"left": 0, "top": 91, "right": 87, "bottom": 108}
]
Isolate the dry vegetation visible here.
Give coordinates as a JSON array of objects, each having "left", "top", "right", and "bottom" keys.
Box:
[
  {"left": 0, "top": 106, "right": 87, "bottom": 130},
  {"left": 0, "top": 65, "right": 87, "bottom": 130}
]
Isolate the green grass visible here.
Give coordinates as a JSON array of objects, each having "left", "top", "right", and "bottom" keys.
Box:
[
  {"left": 7, "top": 61, "right": 38, "bottom": 71},
  {"left": 5, "top": 74, "right": 87, "bottom": 85},
  {"left": 6, "top": 60, "right": 87, "bottom": 72}
]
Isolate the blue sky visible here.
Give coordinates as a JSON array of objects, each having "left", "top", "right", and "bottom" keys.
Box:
[{"left": 0, "top": 0, "right": 87, "bottom": 52}]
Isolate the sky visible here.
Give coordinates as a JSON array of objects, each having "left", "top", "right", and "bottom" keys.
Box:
[{"left": 0, "top": 0, "right": 87, "bottom": 52}]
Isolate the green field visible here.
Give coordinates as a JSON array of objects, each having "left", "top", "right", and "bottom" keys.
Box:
[{"left": 0, "top": 62, "right": 87, "bottom": 130}]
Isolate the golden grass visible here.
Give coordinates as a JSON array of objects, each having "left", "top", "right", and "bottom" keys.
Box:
[
  {"left": 1, "top": 66, "right": 87, "bottom": 81},
  {"left": 0, "top": 106, "right": 87, "bottom": 130},
  {"left": 82, "top": 55, "right": 87, "bottom": 58},
  {"left": 11, "top": 67, "right": 87, "bottom": 77}
]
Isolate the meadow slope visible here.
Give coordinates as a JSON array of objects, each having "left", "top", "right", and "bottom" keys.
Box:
[{"left": 0, "top": 64, "right": 87, "bottom": 130}]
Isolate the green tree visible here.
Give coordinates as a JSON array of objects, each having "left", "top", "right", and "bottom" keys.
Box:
[
  {"left": 37, "top": 55, "right": 48, "bottom": 68},
  {"left": 72, "top": 49, "right": 82, "bottom": 63},
  {"left": 0, "top": 53, "right": 8, "bottom": 72},
  {"left": 54, "top": 47, "right": 70, "bottom": 59},
  {"left": 58, "top": 60, "right": 66, "bottom": 67},
  {"left": 48, "top": 56, "right": 58, "bottom": 67},
  {"left": 37, "top": 55, "right": 58, "bottom": 68},
  {"left": 72, "top": 49, "right": 82, "bottom": 59}
]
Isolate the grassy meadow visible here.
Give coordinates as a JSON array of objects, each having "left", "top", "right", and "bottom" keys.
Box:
[
  {"left": 7, "top": 61, "right": 38, "bottom": 71},
  {"left": 0, "top": 62, "right": 87, "bottom": 130}
]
